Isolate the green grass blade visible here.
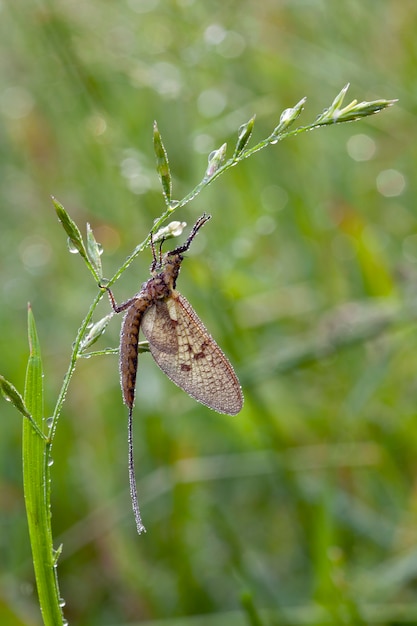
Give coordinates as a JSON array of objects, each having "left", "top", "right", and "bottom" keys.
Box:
[
  {"left": 22, "top": 305, "right": 65, "bottom": 626},
  {"left": 153, "top": 120, "right": 172, "bottom": 205},
  {"left": 52, "top": 196, "right": 88, "bottom": 260},
  {"left": 86, "top": 222, "right": 103, "bottom": 278}
]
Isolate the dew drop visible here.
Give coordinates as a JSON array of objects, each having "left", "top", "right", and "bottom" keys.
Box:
[
  {"left": 45, "top": 416, "right": 53, "bottom": 428},
  {"left": 59, "top": 598, "right": 66, "bottom": 608},
  {"left": 48, "top": 457, "right": 54, "bottom": 467},
  {"left": 279, "top": 107, "right": 293, "bottom": 124},
  {"left": 67, "top": 239, "right": 79, "bottom": 254}
]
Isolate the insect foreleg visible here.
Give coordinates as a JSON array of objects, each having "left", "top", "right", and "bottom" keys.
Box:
[
  {"left": 100, "top": 284, "right": 138, "bottom": 314},
  {"left": 168, "top": 213, "right": 211, "bottom": 257}
]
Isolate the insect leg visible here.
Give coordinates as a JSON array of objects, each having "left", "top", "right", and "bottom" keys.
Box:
[
  {"left": 100, "top": 285, "right": 137, "bottom": 314},
  {"left": 150, "top": 230, "right": 166, "bottom": 273},
  {"left": 168, "top": 213, "right": 211, "bottom": 256}
]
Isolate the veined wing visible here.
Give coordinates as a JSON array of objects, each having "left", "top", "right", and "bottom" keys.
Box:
[{"left": 141, "top": 292, "right": 243, "bottom": 415}]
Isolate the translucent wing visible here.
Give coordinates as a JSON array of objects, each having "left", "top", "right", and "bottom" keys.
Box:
[{"left": 141, "top": 292, "right": 243, "bottom": 415}]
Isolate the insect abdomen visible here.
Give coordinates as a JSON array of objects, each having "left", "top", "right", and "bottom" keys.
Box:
[{"left": 119, "top": 297, "right": 151, "bottom": 408}]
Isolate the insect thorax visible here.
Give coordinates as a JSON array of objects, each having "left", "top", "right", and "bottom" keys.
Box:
[{"left": 149, "top": 252, "right": 183, "bottom": 294}]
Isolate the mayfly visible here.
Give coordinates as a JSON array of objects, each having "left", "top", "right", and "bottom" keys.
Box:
[{"left": 102, "top": 214, "right": 243, "bottom": 533}]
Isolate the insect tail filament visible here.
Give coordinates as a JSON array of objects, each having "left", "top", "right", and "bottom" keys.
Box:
[{"left": 128, "top": 405, "right": 146, "bottom": 534}]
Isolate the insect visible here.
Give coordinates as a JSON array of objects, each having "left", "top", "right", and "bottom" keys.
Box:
[{"left": 103, "top": 213, "right": 243, "bottom": 533}]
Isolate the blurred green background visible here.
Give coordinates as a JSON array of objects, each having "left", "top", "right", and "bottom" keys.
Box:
[{"left": 1, "top": 0, "right": 416, "bottom": 624}]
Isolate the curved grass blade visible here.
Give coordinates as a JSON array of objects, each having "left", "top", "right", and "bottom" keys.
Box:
[
  {"left": 233, "top": 115, "right": 256, "bottom": 158},
  {"left": 0, "top": 374, "right": 45, "bottom": 439},
  {"left": 86, "top": 222, "right": 103, "bottom": 278},
  {"left": 52, "top": 196, "right": 88, "bottom": 261},
  {"left": 23, "top": 305, "right": 65, "bottom": 625},
  {"left": 153, "top": 121, "right": 172, "bottom": 205}
]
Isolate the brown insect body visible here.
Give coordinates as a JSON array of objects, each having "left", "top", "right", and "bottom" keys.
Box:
[
  {"left": 104, "top": 214, "right": 243, "bottom": 533},
  {"left": 111, "top": 215, "right": 243, "bottom": 416},
  {"left": 118, "top": 258, "right": 179, "bottom": 410}
]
